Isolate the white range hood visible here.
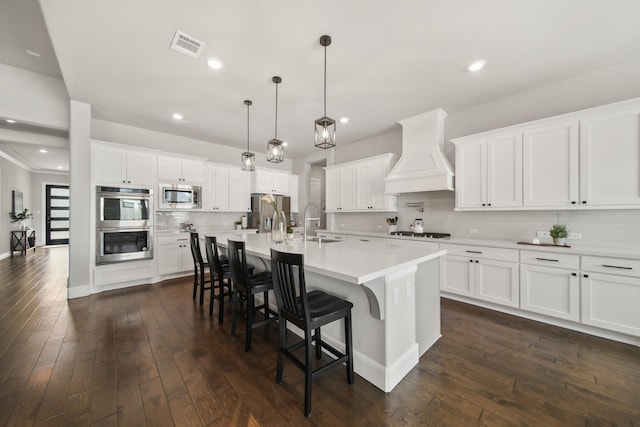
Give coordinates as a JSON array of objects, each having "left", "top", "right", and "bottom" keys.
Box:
[{"left": 384, "top": 108, "right": 455, "bottom": 194}]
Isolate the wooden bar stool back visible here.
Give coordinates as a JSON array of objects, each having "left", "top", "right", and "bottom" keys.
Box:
[
  {"left": 204, "top": 236, "right": 232, "bottom": 323},
  {"left": 189, "top": 232, "right": 210, "bottom": 305}
]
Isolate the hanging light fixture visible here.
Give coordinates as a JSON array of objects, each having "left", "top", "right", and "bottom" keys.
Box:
[
  {"left": 241, "top": 100, "right": 255, "bottom": 171},
  {"left": 267, "top": 76, "right": 284, "bottom": 163},
  {"left": 314, "top": 35, "right": 336, "bottom": 149}
]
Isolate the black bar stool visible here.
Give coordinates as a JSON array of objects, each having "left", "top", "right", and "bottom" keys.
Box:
[
  {"left": 204, "top": 236, "right": 233, "bottom": 323},
  {"left": 227, "top": 239, "right": 278, "bottom": 352},
  {"left": 190, "top": 232, "right": 210, "bottom": 305},
  {"left": 270, "top": 248, "right": 354, "bottom": 417}
]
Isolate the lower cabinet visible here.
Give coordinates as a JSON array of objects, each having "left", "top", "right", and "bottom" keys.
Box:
[
  {"left": 581, "top": 255, "right": 640, "bottom": 337},
  {"left": 520, "top": 264, "right": 580, "bottom": 321},
  {"left": 157, "top": 235, "right": 192, "bottom": 275},
  {"left": 440, "top": 244, "right": 519, "bottom": 308}
]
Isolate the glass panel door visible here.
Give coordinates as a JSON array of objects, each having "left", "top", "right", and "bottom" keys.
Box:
[{"left": 46, "top": 185, "right": 70, "bottom": 245}]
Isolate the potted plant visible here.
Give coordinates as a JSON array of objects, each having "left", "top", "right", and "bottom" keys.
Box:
[
  {"left": 9, "top": 208, "right": 33, "bottom": 230},
  {"left": 235, "top": 220, "right": 242, "bottom": 230},
  {"left": 549, "top": 224, "right": 568, "bottom": 246},
  {"left": 287, "top": 227, "right": 295, "bottom": 238}
]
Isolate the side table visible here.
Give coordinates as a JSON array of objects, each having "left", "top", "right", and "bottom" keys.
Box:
[{"left": 11, "top": 229, "right": 36, "bottom": 256}]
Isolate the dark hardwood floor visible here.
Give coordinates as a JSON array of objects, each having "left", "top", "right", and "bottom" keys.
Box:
[{"left": 1, "top": 246, "right": 639, "bottom": 426}]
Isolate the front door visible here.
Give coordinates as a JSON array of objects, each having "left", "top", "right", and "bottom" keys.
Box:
[{"left": 45, "top": 185, "right": 70, "bottom": 245}]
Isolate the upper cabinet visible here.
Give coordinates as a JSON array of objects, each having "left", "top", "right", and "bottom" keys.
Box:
[
  {"left": 157, "top": 155, "right": 204, "bottom": 183},
  {"left": 252, "top": 168, "right": 290, "bottom": 195},
  {"left": 202, "top": 164, "right": 251, "bottom": 212},
  {"left": 453, "top": 98, "right": 640, "bottom": 211},
  {"left": 325, "top": 154, "right": 398, "bottom": 213},
  {"left": 455, "top": 132, "right": 522, "bottom": 209},
  {"left": 93, "top": 142, "right": 157, "bottom": 186}
]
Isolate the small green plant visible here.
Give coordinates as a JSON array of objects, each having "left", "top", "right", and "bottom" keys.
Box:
[
  {"left": 9, "top": 208, "right": 33, "bottom": 223},
  {"left": 549, "top": 224, "right": 568, "bottom": 239}
]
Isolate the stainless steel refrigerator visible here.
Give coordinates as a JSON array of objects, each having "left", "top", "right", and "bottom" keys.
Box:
[{"left": 248, "top": 194, "right": 291, "bottom": 233}]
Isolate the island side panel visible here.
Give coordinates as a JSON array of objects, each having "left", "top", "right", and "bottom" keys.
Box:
[{"left": 415, "top": 256, "right": 442, "bottom": 356}]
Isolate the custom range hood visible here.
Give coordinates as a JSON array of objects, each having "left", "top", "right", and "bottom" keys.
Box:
[{"left": 384, "top": 108, "right": 454, "bottom": 194}]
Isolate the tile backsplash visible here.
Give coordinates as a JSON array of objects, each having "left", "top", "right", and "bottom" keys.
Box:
[
  {"left": 331, "top": 191, "right": 640, "bottom": 250},
  {"left": 156, "top": 211, "right": 247, "bottom": 232}
]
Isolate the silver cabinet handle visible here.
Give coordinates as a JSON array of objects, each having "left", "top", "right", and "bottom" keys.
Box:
[
  {"left": 602, "top": 264, "right": 632, "bottom": 270},
  {"left": 536, "top": 257, "right": 559, "bottom": 262}
]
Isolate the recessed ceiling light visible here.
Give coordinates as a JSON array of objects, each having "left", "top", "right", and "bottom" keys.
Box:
[
  {"left": 57, "top": 166, "right": 63, "bottom": 170},
  {"left": 207, "top": 58, "right": 223, "bottom": 69},
  {"left": 339, "top": 117, "right": 350, "bottom": 124},
  {"left": 467, "top": 60, "right": 486, "bottom": 72},
  {"left": 172, "top": 113, "right": 183, "bottom": 120},
  {"left": 26, "top": 50, "right": 41, "bottom": 58},
  {"left": 6, "top": 119, "right": 16, "bottom": 124},
  {"left": 39, "top": 149, "right": 48, "bottom": 153}
]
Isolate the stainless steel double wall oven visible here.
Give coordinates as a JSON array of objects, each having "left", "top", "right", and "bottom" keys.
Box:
[{"left": 96, "top": 186, "right": 153, "bottom": 264}]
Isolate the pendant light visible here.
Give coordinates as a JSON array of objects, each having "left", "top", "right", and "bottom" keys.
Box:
[
  {"left": 314, "top": 35, "right": 336, "bottom": 149},
  {"left": 267, "top": 76, "right": 284, "bottom": 163},
  {"left": 241, "top": 100, "right": 255, "bottom": 171}
]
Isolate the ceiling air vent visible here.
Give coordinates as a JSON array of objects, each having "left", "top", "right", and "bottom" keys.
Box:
[{"left": 170, "top": 30, "right": 205, "bottom": 59}]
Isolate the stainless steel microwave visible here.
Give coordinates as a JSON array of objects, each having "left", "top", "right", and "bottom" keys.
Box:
[{"left": 159, "top": 183, "right": 202, "bottom": 209}]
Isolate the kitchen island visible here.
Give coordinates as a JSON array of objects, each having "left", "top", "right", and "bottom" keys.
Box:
[{"left": 210, "top": 232, "right": 447, "bottom": 392}]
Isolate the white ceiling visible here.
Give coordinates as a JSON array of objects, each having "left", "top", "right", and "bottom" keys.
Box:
[{"left": 2, "top": 0, "right": 640, "bottom": 171}]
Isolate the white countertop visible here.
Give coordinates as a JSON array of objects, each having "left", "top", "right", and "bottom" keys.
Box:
[
  {"left": 316, "top": 229, "right": 640, "bottom": 260},
  {"left": 208, "top": 232, "right": 446, "bottom": 284}
]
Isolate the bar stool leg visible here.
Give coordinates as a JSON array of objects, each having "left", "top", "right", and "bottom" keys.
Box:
[
  {"left": 231, "top": 287, "right": 239, "bottom": 337},
  {"left": 276, "top": 318, "right": 286, "bottom": 384},
  {"left": 315, "top": 328, "right": 322, "bottom": 360},
  {"left": 346, "top": 312, "right": 354, "bottom": 384},
  {"left": 246, "top": 292, "right": 254, "bottom": 352},
  {"left": 304, "top": 330, "right": 313, "bottom": 417}
]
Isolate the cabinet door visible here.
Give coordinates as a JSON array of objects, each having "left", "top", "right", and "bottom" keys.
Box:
[
  {"left": 181, "top": 159, "right": 204, "bottom": 183},
  {"left": 214, "top": 167, "right": 229, "bottom": 210},
  {"left": 181, "top": 244, "right": 193, "bottom": 273},
  {"left": 228, "top": 168, "right": 251, "bottom": 212},
  {"left": 253, "top": 169, "right": 274, "bottom": 194},
  {"left": 157, "top": 243, "right": 182, "bottom": 275},
  {"left": 456, "top": 140, "right": 486, "bottom": 209},
  {"left": 487, "top": 133, "right": 522, "bottom": 208},
  {"left": 440, "top": 255, "right": 474, "bottom": 297},
  {"left": 520, "top": 264, "right": 579, "bottom": 321},
  {"left": 272, "top": 172, "right": 290, "bottom": 195},
  {"left": 475, "top": 260, "right": 519, "bottom": 307},
  {"left": 356, "top": 163, "right": 372, "bottom": 209},
  {"left": 340, "top": 166, "right": 357, "bottom": 210},
  {"left": 581, "top": 273, "right": 640, "bottom": 336},
  {"left": 325, "top": 169, "right": 341, "bottom": 211},
  {"left": 580, "top": 109, "right": 640, "bottom": 206},
  {"left": 126, "top": 151, "right": 157, "bottom": 185},
  {"left": 523, "top": 121, "right": 579, "bottom": 207},
  {"left": 94, "top": 145, "right": 126, "bottom": 184},
  {"left": 157, "top": 156, "right": 183, "bottom": 182},
  {"left": 369, "top": 158, "right": 392, "bottom": 210}
]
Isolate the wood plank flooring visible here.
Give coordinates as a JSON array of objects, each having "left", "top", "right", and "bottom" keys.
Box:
[{"left": 1, "top": 246, "right": 639, "bottom": 426}]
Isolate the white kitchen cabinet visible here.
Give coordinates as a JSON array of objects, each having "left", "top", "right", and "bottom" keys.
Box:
[
  {"left": 440, "top": 243, "right": 519, "bottom": 308},
  {"left": 523, "top": 120, "right": 580, "bottom": 207},
  {"left": 579, "top": 107, "right": 640, "bottom": 206},
  {"left": 157, "top": 156, "right": 204, "bottom": 183},
  {"left": 325, "top": 154, "right": 397, "bottom": 212},
  {"left": 520, "top": 264, "right": 580, "bottom": 322},
  {"left": 157, "top": 235, "right": 192, "bottom": 275},
  {"left": 228, "top": 168, "right": 251, "bottom": 212},
  {"left": 93, "top": 144, "right": 157, "bottom": 186},
  {"left": 252, "top": 168, "right": 290, "bottom": 195},
  {"left": 581, "top": 255, "right": 640, "bottom": 337},
  {"left": 325, "top": 165, "right": 356, "bottom": 211},
  {"left": 455, "top": 132, "right": 522, "bottom": 209}
]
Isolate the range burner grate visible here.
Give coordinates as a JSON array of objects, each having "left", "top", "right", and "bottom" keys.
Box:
[{"left": 390, "top": 231, "right": 451, "bottom": 239}]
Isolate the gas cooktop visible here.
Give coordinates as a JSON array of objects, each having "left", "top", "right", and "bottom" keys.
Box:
[{"left": 390, "top": 231, "right": 451, "bottom": 239}]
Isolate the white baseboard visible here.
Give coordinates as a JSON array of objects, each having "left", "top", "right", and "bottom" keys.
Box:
[
  {"left": 0, "top": 252, "right": 10, "bottom": 260},
  {"left": 67, "top": 284, "right": 90, "bottom": 299}
]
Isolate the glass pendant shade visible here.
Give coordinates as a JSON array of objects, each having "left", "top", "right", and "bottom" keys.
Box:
[
  {"left": 267, "top": 76, "right": 284, "bottom": 163},
  {"left": 314, "top": 116, "right": 336, "bottom": 149},
  {"left": 241, "top": 151, "right": 255, "bottom": 171},
  {"left": 242, "top": 100, "right": 255, "bottom": 171},
  {"left": 267, "top": 138, "right": 284, "bottom": 162}
]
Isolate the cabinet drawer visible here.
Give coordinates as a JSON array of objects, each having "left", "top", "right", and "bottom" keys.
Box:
[
  {"left": 316, "top": 232, "right": 347, "bottom": 241},
  {"left": 347, "top": 235, "right": 385, "bottom": 243},
  {"left": 520, "top": 250, "right": 579, "bottom": 270},
  {"left": 440, "top": 243, "right": 518, "bottom": 262},
  {"left": 581, "top": 256, "right": 640, "bottom": 278},
  {"left": 157, "top": 234, "right": 190, "bottom": 245}
]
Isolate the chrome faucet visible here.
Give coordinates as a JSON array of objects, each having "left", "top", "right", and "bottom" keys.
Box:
[{"left": 303, "top": 203, "right": 321, "bottom": 242}]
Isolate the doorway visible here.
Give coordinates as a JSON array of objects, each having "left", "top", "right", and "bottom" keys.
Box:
[{"left": 45, "top": 184, "right": 70, "bottom": 245}]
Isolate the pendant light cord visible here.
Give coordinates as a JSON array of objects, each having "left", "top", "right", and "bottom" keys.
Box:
[
  {"left": 323, "top": 44, "right": 327, "bottom": 117},
  {"left": 274, "top": 82, "right": 279, "bottom": 139},
  {"left": 246, "top": 103, "right": 250, "bottom": 151}
]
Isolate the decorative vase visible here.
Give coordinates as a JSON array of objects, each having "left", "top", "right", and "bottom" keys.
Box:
[
  {"left": 271, "top": 211, "right": 287, "bottom": 244},
  {"left": 552, "top": 237, "right": 566, "bottom": 246}
]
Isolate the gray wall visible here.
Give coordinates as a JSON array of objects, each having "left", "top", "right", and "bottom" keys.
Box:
[{"left": 0, "top": 156, "right": 32, "bottom": 257}]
